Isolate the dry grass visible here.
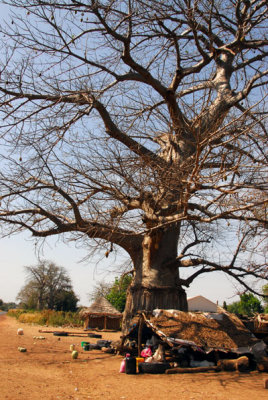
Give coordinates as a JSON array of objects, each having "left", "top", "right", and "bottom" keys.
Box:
[{"left": 8, "top": 309, "right": 83, "bottom": 327}]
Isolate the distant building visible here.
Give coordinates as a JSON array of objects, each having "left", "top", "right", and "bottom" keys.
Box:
[{"left": 187, "top": 295, "right": 218, "bottom": 313}]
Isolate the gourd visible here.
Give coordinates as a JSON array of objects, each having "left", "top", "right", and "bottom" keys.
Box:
[{"left": 72, "top": 350, "right": 78, "bottom": 359}]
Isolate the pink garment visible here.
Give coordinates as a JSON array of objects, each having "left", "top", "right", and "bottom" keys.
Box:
[
  {"left": 119, "top": 359, "right": 126, "bottom": 373},
  {"left": 141, "top": 347, "right": 152, "bottom": 358}
]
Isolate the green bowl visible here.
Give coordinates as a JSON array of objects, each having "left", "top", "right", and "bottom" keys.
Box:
[{"left": 81, "top": 341, "right": 90, "bottom": 348}]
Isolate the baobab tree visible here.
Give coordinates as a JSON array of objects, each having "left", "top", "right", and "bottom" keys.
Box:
[
  {"left": 17, "top": 260, "right": 79, "bottom": 311},
  {"left": 0, "top": 0, "right": 267, "bottom": 330}
]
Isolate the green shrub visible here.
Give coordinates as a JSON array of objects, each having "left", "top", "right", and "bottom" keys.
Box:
[
  {"left": 47, "top": 311, "right": 66, "bottom": 326},
  {"left": 42, "top": 310, "right": 82, "bottom": 326},
  {"left": 227, "top": 293, "right": 264, "bottom": 317}
]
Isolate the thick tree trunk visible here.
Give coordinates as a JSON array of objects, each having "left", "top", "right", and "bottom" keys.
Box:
[{"left": 122, "top": 226, "right": 188, "bottom": 333}]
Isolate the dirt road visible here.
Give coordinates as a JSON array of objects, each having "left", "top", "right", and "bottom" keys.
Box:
[{"left": 0, "top": 314, "right": 267, "bottom": 399}]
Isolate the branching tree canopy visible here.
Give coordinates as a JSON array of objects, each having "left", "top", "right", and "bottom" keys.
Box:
[
  {"left": 17, "top": 260, "right": 79, "bottom": 311},
  {"left": 90, "top": 274, "right": 132, "bottom": 312},
  {"left": 0, "top": 0, "right": 267, "bottom": 330}
]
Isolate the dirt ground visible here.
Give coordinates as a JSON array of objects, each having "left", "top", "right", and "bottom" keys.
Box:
[{"left": 0, "top": 314, "right": 267, "bottom": 400}]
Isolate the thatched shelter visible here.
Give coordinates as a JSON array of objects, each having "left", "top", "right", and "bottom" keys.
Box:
[
  {"left": 80, "top": 297, "right": 122, "bottom": 330},
  {"left": 126, "top": 309, "right": 264, "bottom": 354}
]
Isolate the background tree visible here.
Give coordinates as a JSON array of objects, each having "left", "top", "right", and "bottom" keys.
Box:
[
  {"left": 0, "top": 1, "right": 267, "bottom": 331},
  {"left": 263, "top": 284, "right": 268, "bottom": 313},
  {"left": 0, "top": 300, "right": 17, "bottom": 311},
  {"left": 17, "top": 260, "right": 79, "bottom": 311},
  {"left": 227, "top": 293, "right": 264, "bottom": 317},
  {"left": 90, "top": 274, "right": 132, "bottom": 312},
  {"left": 54, "top": 289, "right": 79, "bottom": 312},
  {"left": 17, "top": 281, "right": 39, "bottom": 310},
  {"left": 106, "top": 274, "right": 132, "bottom": 312},
  {"left": 89, "top": 281, "right": 113, "bottom": 303}
]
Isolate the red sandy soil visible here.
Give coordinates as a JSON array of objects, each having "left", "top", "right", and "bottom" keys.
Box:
[{"left": 0, "top": 313, "right": 267, "bottom": 400}]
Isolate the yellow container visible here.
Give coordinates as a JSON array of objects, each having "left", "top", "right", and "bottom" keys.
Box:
[{"left": 136, "top": 357, "right": 145, "bottom": 368}]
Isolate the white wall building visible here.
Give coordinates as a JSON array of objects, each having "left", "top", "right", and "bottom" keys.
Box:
[{"left": 187, "top": 295, "right": 218, "bottom": 313}]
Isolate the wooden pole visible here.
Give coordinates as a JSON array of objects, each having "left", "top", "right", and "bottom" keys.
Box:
[
  {"left": 166, "top": 366, "right": 220, "bottom": 374},
  {"left": 138, "top": 314, "right": 144, "bottom": 357},
  {"left": 39, "top": 329, "right": 90, "bottom": 334}
]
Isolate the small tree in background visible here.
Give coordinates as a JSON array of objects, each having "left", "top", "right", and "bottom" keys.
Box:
[
  {"left": 17, "top": 260, "right": 79, "bottom": 311},
  {"left": 263, "top": 284, "right": 268, "bottom": 313},
  {"left": 17, "top": 281, "right": 39, "bottom": 310},
  {"left": 0, "top": 301, "right": 17, "bottom": 311},
  {"left": 54, "top": 289, "right": 79, "bottom": 312},
  {"left": 106, "top": 275, "right": 132, "bottom": 312},
  {"left": 227, "top": 293, "right": 263, "bottom": 317},
  {"left": 90, "top": 274, "right": 132, "bottom": 312},
  {"left": 89, "top": 281, "right": 112, "bottom": 303}
]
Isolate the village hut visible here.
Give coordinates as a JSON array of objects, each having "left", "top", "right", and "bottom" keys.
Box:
[{"left": 80, "top": 297, "right": 122, "bottom": 331}]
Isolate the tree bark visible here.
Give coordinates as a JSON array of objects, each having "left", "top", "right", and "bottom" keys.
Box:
[{"left": 122, "top": 225, "right": 188, "bottom": 333}]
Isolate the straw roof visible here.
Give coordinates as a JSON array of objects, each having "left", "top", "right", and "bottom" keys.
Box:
[
  {"left": 80, "top": 297, "right": 122, "bottom": 318},
  {"left": 133, "top": 309, "right": 260, "bottom": 351}
]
